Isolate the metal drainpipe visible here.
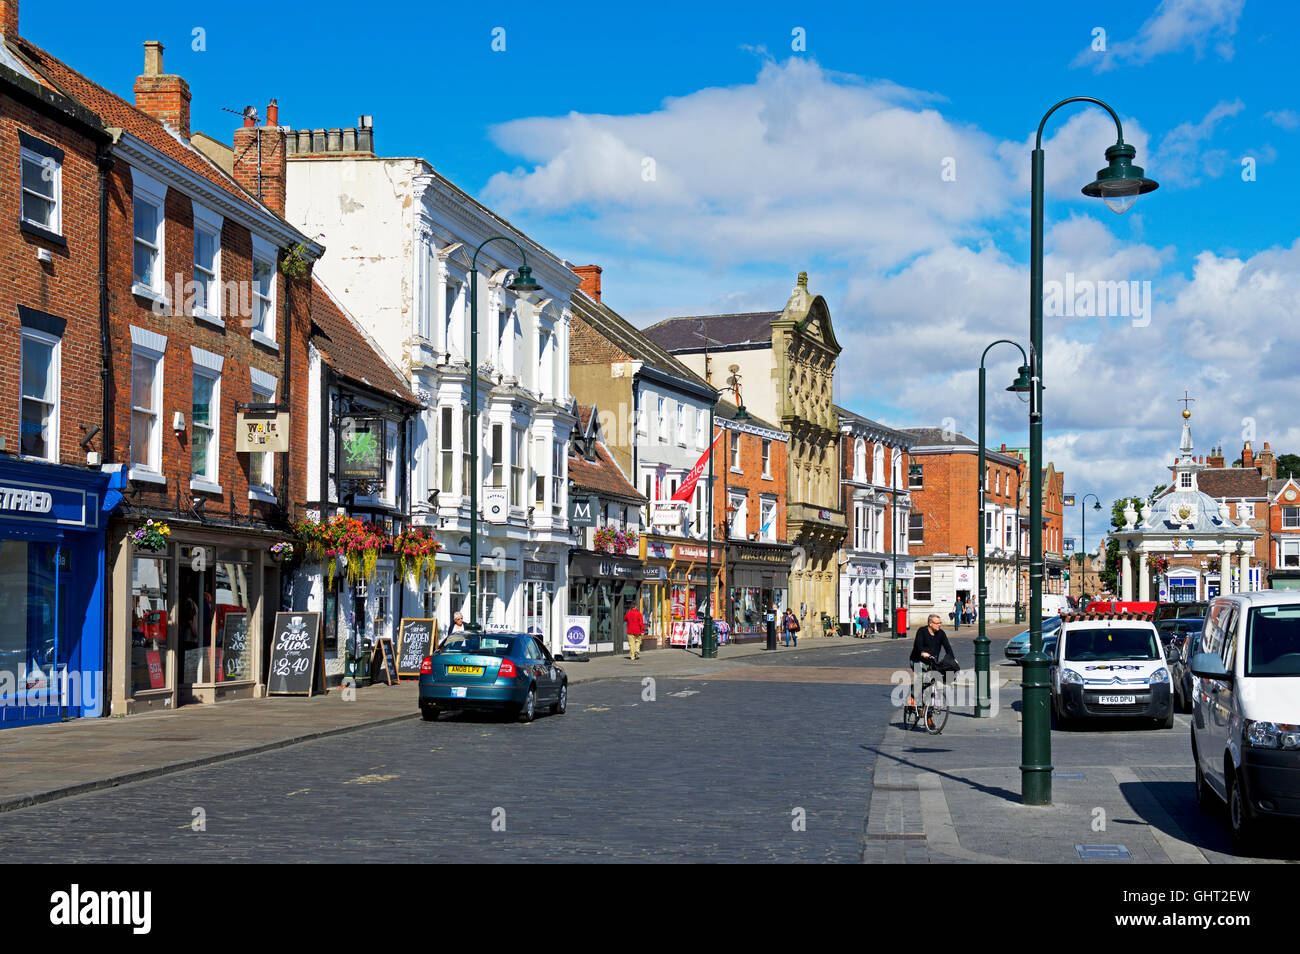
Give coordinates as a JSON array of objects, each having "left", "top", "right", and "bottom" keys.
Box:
[
  {"left": 281, "top": 266, "right": 292, "bottom": 511},
  {"left": 97, "top": 145, "right": 115, "bottom": 462}
]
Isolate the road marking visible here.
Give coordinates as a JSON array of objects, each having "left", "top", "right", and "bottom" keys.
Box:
[
  {"left": 583, "top": 706, "right": 611, "bottom": 712},
  {"left": 1109, "top": 766, "right": 1207, "bottom": 864},
  {"left": 668, "top": 690, "right": 699, "bottom": 697},
  {"left": 343, "top": 773, "right": 400, "bottom": 785},
  {"left": 285, "top": 788, "right": 310, "bottom": 797}
]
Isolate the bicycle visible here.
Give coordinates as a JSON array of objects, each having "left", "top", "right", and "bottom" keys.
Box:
[{"left": 901, "top": 661, "right": 950, "bottom": 735}]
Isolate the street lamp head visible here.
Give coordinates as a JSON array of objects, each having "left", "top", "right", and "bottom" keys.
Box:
[
  {"left": 1006, "top": 364, "right": 1033, "bottom": 393},
  {"left": 733, "top": 404, "right": 751, "bottom": 420},
  {"left": 1081, "top": 141, "right": 1158, "bottom": 215},
  {"left": 1093, "top": 500, "right": 1102, "bottom": 511},
  {"left": 507, "top": 264, "right": 542, "bottom": 296}
]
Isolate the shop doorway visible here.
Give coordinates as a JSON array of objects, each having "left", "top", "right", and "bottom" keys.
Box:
[
  {"left": 176, "top": 549, "right": 254, "bottom": 705},
  {"left": 524, "top": 581, "right": 552, "bottom": 645}
]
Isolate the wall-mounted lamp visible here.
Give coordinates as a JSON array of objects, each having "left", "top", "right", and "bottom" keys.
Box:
[{"left": 173, "top": 411, "right": 186, "bottom": 432}]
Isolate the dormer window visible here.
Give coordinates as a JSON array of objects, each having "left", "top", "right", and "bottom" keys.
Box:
[{"left": 1180, "top": 472, "right": 1192, "bottom": 489}]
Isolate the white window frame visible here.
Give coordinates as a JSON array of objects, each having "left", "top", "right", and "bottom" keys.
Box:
[
  {"left": 249, "top": 366, "right": 278, "bottom": 502},
  {"left": 382, "top": 420, "right": 399, "bottom": 506},
  {"left": 20, "top": 145, "right": 61, "bottom": 236},
  {"left": 730, "top": 430, "right": 742, "bottom": 473},
  {"left": 511, "top": 426, "right": 525, "bottom": 507},
  {"left": 1180, "top": 471, "right": 1192, "bottom": 489},
  {"left": 250, "top": 235, "right": 279, "bottom": 349},
  {"left": 761, "top": 496, "right": 777, "bottom": 542},
  {"left": 854, "top": 439, "right": 866, "bottom": 481},
  {"left": 192, "top": 203, "right": 224, "bottom": 328},
  {"left": 19, "top": 327, "right": 60, "bottom": 463},
  {"left": 131, "top": 170, "right": 167, "bottom": 303},
  {"left": 696, "top": 409, "right": 707, "bottom": 449},
  {"left": 1283, "top": 507, "right": 1300, "bottom": 530},
  {"left": 128, "top": 326, "right": 168, "bottom": 483},
  {"left": 189, "top": 346, "right": 223, "bottom": 493},
  {"left": 658, "top": 397, "right": 668, "bottom": 442},
  {"left": 728, "top": 490, "right": 747, "bottom": 540},
  {"left": 762, "top": 439, "right": 772, "bottom": 478},
  {"left": 1280, "top": 539, "right": 1300, "bottom": 569},
  {"left": 677, "top": 403, "right": 688, "bottom": 446}
]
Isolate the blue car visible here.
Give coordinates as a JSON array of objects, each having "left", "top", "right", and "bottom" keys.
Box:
[
  {"left": 419, "top": 632, "right": 567, "bottom": 723},
  {"left": 1003, "top": 616, "right": 1062, "bottom": 663}
]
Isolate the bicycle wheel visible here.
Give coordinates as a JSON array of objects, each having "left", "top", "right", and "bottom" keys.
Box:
[
  {"left": 902, "top": 700, "right": 918, "bottom": 731},
  {"left": 924, "top": 682, "right": 949, "bottom": 735}
]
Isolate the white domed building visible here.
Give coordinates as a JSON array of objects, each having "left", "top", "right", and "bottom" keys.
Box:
[{"left": 1110, "top": 409, "right": 1260, "bottom": 603}]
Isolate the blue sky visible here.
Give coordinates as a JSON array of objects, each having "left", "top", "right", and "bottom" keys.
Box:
[{"left": 27, "top": 0, "right": 1300, "bottom": 532}]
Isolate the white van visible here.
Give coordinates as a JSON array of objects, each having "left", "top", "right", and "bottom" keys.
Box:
[
  {"left": 1042, "top": 594, "right": 1072, "bottom": 617},
  {"left": 1050, "top": 613, "right": 1174, "bottom": 729},
  {"left": 1190, "top": 592, "right": 1300, "bottom": 852}
]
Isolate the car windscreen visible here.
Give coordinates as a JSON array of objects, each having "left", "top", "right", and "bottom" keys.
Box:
[
  {"left": 437, "top": 635, "right": 519, "bottom": 657},
  {"left": 1063, "top": 627, "right": 1159, "bottom": 661},
  {"left": 1246, "top": 606, "right": 1300, "bottom": 677}
]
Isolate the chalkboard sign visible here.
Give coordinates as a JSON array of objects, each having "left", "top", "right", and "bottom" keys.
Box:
[
  {"left": 371, "top": 637, "right": 397, "bottom": 686},
  {"left": 267, "top": 612, "right": 321, "bottom": 696},
  {"left": 397, "top": 618, "right": 436, "bottom": 678},
  {"left": 221, "top": 611, "right": 250, "bottom": 682}
]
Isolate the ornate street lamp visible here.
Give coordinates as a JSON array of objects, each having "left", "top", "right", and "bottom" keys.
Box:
[
  {"left": 467, "top": 237, "right": 541, "bottom": 630},
  {"left": 701, "top": 386, "right": 748, "bottom": 658},
  {"left": 976, "top": 342, "right": 1030, "bottom": 718},
  {"left": 1079, "top": 494, "right": 1102, "bottom": 600},
  {"left": 1022, "top": 97, "right": 1158, "bottom": 805}
]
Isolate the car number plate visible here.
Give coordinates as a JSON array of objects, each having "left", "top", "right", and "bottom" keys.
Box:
[
  {"left": 450, "top": 686, "right": 467, "bottom": 698},
  {"left": 447, "top": 665, "right": 482, "bottom": 675},
  {"left": 1097, "top": 694, "right": 1136, "bottom": 705}
]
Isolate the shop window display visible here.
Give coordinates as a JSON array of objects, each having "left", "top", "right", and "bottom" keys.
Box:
[
  {"left": 131, "top": 555, "right": 169, "bottom": 693},
  {"left": 0, "top": 540, "right": 66, "bottom": 700}
]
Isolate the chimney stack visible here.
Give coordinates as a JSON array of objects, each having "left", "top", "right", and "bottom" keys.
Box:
[
  {"left": 1258, "top": 441, "right": 1276, "bottom": 479},
  {"left": 232, "top": 99, "right": 287, "bottom": 216},
  {"left": 133, "top": 42, "right": 192, "bottom": 140},
  {"left": 574, "top": 264, "right": 602, "bottom": 303},
  {"left": 1241, "top": 441, "right": 1254, "bottom": 471},
  {"left": 1207, "top": 445, "right": 1225, "bottom": 468},
  {"left": 0, "top": 0, "right": 18, "bottom": 37}
]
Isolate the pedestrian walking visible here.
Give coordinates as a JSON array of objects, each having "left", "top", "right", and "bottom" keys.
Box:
[
  {"left": 950, "top": 602, "right": 961, "bottom": 632},
  {"left": 624, "top": 603, "right": 645, "bottom": 661},
  {"left": 857, "top": 603, "right": 871, "bottom": 637},
  {"left": 783, "top": 608, "right": 800, "bottom": 647}
]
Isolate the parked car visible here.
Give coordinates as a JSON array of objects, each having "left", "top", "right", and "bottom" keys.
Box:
[
  {"left": 1003, "top": 616, "right": 1062, "bottom": 663},
  {"left": 1157, "top": 600, "right": 1208, "bottom": 622},
  {"left": 419, "top": 632, "right": 567, "bottom": 723},
  {"left": 1158, "top": 616, "right": 1205, "bottom": 712},
  {"left": 1189, "top": 592, "right": 1300, "bottom": 853},
  {"left": 1050, "top": 613, "right": 1174, "bottom": 729}
]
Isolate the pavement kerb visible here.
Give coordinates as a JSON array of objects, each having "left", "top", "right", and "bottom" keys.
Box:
[{"left": 915, "top": 772, "right": 1029, "bottom": 864}]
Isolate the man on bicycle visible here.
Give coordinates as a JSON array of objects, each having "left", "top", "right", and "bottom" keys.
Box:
[{"left": 911, "top": 613, "right": 955, "bottom": 668}]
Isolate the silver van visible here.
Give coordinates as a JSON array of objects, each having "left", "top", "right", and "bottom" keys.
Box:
[{"left": 1189, "top": 592, "right": 1300, "bottom": 852}]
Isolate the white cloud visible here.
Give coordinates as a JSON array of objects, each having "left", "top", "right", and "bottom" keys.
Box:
[
  {"left": 1265, "top": 109, "right": 1300, "bottom": 131},
  {"left": 1073, "top": 0, "right": 1245, "bottom": 72},
  {"left": 1153, "top": 99, "right": 1245, "bottom": 185},
  {"left": 483, "top": 59, "right": 1012, "bottom": 270}
]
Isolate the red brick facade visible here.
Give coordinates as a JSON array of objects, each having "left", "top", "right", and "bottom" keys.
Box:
[
  {"left": 713, "top": 417, "right": 787, "bottom": 542},
  {"left": 0, "top": 76, "right": 105, "bottom": 465}
]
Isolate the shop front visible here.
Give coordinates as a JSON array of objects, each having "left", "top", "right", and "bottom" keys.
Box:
[
  {"left": 639, "top": 537, "right": 725, "bottom": 649},
  {"left": 110, "top": 520, "right": 278, "bottom": 714},
  {"left": 568, "top": 552, "right": 651, "bottom": 655},
  {"left": 728, "top": 542, "right": 791, "bottom": 643},
  {"left": 523, "top": 558, "right": 558, "bottom": 647},
  {"left": 0, "top": 459, "right": 112, "bottom": 728}
]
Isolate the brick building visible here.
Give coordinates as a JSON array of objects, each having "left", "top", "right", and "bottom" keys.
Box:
[
  {"left": 5, "top": 19, "right": 325, "bottom": 714},
  {"left": 715, "top": 400, "right": 791, "bottom": 642},
  {"left": 901, "top": 428, "right": 1027, "bottom": 623},
  {"left": 0, "top": 5, "right": 115, "bottom": 727},
  {"left": 838, "top": 409, "right": 914, "bottom": 634}
]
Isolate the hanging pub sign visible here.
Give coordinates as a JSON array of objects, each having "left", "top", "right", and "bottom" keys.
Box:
[
  {"left": 235, "top": 411, "right": 289, "bottom": 452},
  {"left": 339, "top": 417, "right": 385, "bottom": 483},
  {"left": 569, "top": 496, "right": 597, "bottom": 527}
]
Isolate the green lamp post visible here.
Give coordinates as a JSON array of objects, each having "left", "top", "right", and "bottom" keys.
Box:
[
  {"left": 976, "top": 343, "right": 1031, "bottom": 718},
  {"left": 1023, "top": 97, "right": 1158, "bottom": 805},
  {"left": 467, "top": 237, "right": 542, "bottom": 631},
  {"left": 1079, "top": 494, "right": 1102, "bottom": 600},
  {"left": 701, "top": 390, "right": 748, "bottom": 659}
]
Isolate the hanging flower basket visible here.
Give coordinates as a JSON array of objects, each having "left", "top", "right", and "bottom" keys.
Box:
[
  {"left": 131, "top": 519, "right": 171, "bottom": 552},
  {"left": 593, "top": 527, "right": 639, "bottom": 555},
  {"left": 395, "top": 527, "right": 441, "bottom": 586},
  {"left": 292, "top": 515, "right": 438, "bottom": 589},
  {"left": 270, "top": 541, "right": 295, "bottom": 563},
  {"left": 1145, "top": 554, "right": 1170, "bottom": 574}
]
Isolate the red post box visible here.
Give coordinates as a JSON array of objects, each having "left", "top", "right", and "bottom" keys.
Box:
[{"left": 895, "top": 606, "right": 908, "bottom": 636}]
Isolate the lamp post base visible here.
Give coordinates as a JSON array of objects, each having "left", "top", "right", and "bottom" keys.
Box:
[{"left": 973, "top": 633, "right": 991, "bottom": 717}]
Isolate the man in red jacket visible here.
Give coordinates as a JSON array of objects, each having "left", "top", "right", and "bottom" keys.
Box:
[{"left": 624, "top": 604, "right": 646, "bottom": 661}]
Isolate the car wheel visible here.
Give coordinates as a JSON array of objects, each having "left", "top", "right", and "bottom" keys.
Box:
[
  {"left": 517, "top": 685, "right": 536, "bottom": 723},
  {"left": 1159, "top": 708, "right": 1175, "bottom": 729},
  {"left": 1227, "top": 767, "right": 1258, "bottom": 855},
  {"left": 421, "top": 704, "right": 439, "bottom": 722},
  {"left": 550, "top": 680, "right": 568, "bottom": 715}
]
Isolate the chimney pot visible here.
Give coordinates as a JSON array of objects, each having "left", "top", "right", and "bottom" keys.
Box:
[
  {"left": 327, "top": 128, "right": 342, "bottom": 151},
  {"left": 312, "top": 129, "right": 326, "bottom": 153},
  {"left": 266, "top": 99, "right": 278, "bottom": 127},
  {"left": 143, "top": 40, "right": 164, "bottom": 76},
  {"left": 342, "top": 128, "right": 357, "bottom": 152}
]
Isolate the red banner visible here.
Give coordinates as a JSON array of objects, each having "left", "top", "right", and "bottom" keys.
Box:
[{"left": 671, "top": 431, "right": 722, "bottom": 502}]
